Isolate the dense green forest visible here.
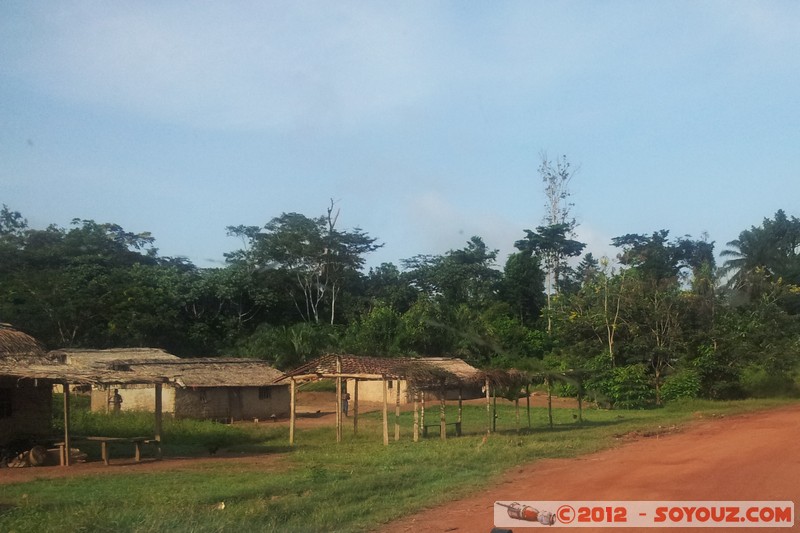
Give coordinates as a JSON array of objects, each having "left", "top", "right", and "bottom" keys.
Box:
[{"left": 2, "top": 188, "right": 799, "bottom": 407}]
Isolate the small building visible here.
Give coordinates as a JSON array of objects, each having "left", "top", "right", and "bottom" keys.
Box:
[
  {"left": 55, "top": 349, "right": 290, "bottom": 421},
  {"left": 109, "top": 358, "right": 290, "bottom": 421},
  {"left": 0, "top": 324, "right": 54, "bottom": 447}
]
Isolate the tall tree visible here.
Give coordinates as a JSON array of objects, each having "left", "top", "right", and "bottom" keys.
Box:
[
  {"left": 241, "top": 206, "right": 381, "bottom": 324},
  {"left": 538, "top": 154, "right": 581, "bottom": 330},
  {"left": 515, "top": 223, "right": 585, "bottom": 332},
  {"left": 499, "top": 252, "right": 546, "bottom": 326},
  {"left": 720, "top": 210, "right": 800, "bottom": 308},
  {"left": 403, "top": 236, "right": 501, "bottom": 310}
]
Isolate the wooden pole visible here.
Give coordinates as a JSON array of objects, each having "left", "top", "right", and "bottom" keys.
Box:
[
  {"left": 492, "top": 387, "right": 497, "bottom": 433},
  {"left": 485, "top": 377, "right": 491, "bottom": 434},
  {"left": 154, "top": 382, "right": 163, "bottom": 460},
  {"left": 413, "top": 392, "right": 419, "bottom": 442},
  {"left": 547, "top": 376, "right": 554, "bottom": 429},
  {"left": 382, "top": 376, "right": 389, "bottom": 446},
  {"left": 353, "top": 379, "right": 359, "bottom": 435},
  {"left": 289, "top": 378, "right": 296, "bottom": 446},
  {"left": 420, "top": 391, "right": 425, "bottom": 434},
  {"left": 439, "top": 382, "right": 447, "bottom": 441},
  {"left": 457, "top": 387, "right": 463, "bottom": 424},
  {"left": 526, "top": 384, "right": 531, "bottom": 429},
  {"left": 63, "top": 382, "right": 71, "bottom": 467},
  {"left": 336, "top": 357, "right": 342, "bottom": 443},
  {"left": 394, "top": 379, "right": 401, "bottom": 442}
]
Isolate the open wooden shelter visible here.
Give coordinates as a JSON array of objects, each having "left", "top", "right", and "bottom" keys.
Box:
[{"left": 279, "top": 354, "right": 486, "bottom": 445}]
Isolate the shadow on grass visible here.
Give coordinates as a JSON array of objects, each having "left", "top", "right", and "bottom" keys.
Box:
[{"left": 450, "top": 417, "right": 641, "bottom": 438}]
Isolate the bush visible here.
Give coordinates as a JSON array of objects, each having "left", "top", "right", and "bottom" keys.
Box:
[
  {"left": 661, "top": 369, "right": 701, "bottom": 403},
  {"left": 590, "top": 364, "right": 655, "bottom": 409},
  {"left": 740, "top": 367, "right": 799, "bottom": 398}
]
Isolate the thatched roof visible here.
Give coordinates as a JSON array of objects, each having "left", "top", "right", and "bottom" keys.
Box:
[
  {"left": 281, "top": 354, "right": 483, "bottom": 389},
  {"left": 0, "top": 323, "right": 46, "bottom": 359},
  {"left": 1, "top": 341, "right": 284, "bottom": 388},
  {"left": 112, "top": 358, "right": 285, "bottom": 388},
  {"left": 54, "top": 348, "right": 180, "bottom": 367}
]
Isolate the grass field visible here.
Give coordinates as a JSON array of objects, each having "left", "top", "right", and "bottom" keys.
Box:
[{"left": 1, "top": 397, "right": 795, "bottom": 532}]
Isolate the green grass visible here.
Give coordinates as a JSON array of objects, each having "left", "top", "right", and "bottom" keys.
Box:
[{"left": 2, "top": 397, "right": 795, "bottom": 533}]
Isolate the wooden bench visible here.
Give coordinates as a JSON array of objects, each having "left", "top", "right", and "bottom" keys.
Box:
[
  {"left": 56, "top": 437, "right": 160, "bottom": 466},
  {"left": 422, "top": 421, "right": 462, "bottom": 437}
]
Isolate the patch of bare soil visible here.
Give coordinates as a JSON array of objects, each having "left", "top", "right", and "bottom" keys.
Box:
[{"left": 376, "top": 404, "right": 800, "bottom": 533}]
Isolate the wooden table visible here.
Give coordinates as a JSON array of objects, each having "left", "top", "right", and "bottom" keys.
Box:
[{"left": 56, "top": 436, "right": 159, "bottom": 466}]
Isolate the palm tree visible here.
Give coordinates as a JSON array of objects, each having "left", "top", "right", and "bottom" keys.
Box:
[{"left": 720, "top": 210, "right": 800, "bottom": 300}]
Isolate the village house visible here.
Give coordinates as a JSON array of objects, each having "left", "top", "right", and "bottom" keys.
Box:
[{"left": 55, "top": 348, "right": 290, "bottom": 421}]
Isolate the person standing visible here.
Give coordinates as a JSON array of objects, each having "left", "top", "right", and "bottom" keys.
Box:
[
  {"left": 342, "top": 392, "right": 351, "bottom": 417},
  {"left": 109, "top": 389, "right": 123, "bottom": 413}
]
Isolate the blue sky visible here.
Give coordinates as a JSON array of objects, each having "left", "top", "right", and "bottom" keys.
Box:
[{"left": 2, "top": 1, "right": 798, "bottom": 270}]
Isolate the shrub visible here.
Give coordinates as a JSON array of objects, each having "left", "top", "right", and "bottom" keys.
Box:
[
  {"left": 590, "top": 364, "right": 655, "bottom": 409},
  {"left": 661, "top": 369, "right": 701, "bottom": 403},
  {"left": 740, "top": 366, "right": 799, "bottom": 398}
]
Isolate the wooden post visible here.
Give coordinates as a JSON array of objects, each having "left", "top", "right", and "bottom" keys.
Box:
[
  {"left": 413, "top": 392, "right": 419, "bottom": 442},
  {"left": 353, "top": 379, "right": 359, "bottom": 435},
  {"left": 336, "top": 357, "right": 342, "bottom": 443},
  {"left": 63, "top": 382, "right": 71, "bottom": 467},
  {"left": 577, "top": 378, "right": 583, "bottom": 424},
  {"left": 439, "top": 382, "right": 447, "bottom": 441},
  {"left": 154, "top": 382, "right": 163, "bottom": 460},
  {"left": 547, "top": 376, "right": 554, "bottom": 429},
  {"left": 526, "top": 384, "right": 531, "bottom": 429},
  {"left": 289, "top": 378, "right": 296, "bottom": 446},
  {"left": 382, "top": 376, "right": 389, "bottom": 446},
  {"left": 394, "top": 379, "right": 401, "bottom": 442},
  {"left": 420, "top": 391, "right": 425, "bottom": 435},
  {"left": 492, "top": 388, "right": 497, "bottom": 433},
  {"left": 457, "top": 387, "right": 463, "bottom": 424},
  {"left": 485, "top": 377, "right": 491, "bottom": 434}
]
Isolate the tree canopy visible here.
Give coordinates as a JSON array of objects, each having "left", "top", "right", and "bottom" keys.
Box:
[{"left": 1, "top": 199, "right": 798, "bottom": 406}]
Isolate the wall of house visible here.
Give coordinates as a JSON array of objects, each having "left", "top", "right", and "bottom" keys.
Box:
[
  {"left": 173, "top": 385, "right": 290, "bottom": 421},
  {"left": 0, "top": 376, "right": 53, "bottom": 447},
  {"left": 90, "top": 384, "right": 176, "bottom": 414},
  {"left": 346, "top": 378, "right": 413, "bottom": 404},
  {"left": 345, "top": 379, "right": 483, "bottom": 405}
]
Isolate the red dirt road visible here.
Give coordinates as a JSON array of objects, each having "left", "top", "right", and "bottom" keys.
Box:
[{"left": 377, "top": 404, "right": 800, "bottom": 533}]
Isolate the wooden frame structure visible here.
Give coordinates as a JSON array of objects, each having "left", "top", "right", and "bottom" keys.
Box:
[{"left": 280, "top": 354, "right": 484, "bottom": 446}]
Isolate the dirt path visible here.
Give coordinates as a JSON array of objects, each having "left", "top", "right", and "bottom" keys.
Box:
[{"left": 377, "top": 404, "right": 800, "bottom": 532}]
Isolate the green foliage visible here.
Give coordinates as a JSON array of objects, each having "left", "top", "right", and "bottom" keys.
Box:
[
  {"left": 660, "top": 369, "right": 701, "bottom": 403},
  {"left": 403, "top": 236, "right": 501, "bottom": 310},
  {"left": 588, "top": 363, "right": 655, "bottom": 409},
  {"left": 236, "top": 322, "right": 336, "bottom": 369},
  {"left": 2, "top": 201, "right": 800, "bottom": 404},
  {"left": 740, "top": 366, "right": 799, "bottom": 398},
  {"left": 341, "top": 304, "right": 405, "bottom": 356},
  {"left": 721, "top": 210, "right": 800, "bottom": 309}
]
